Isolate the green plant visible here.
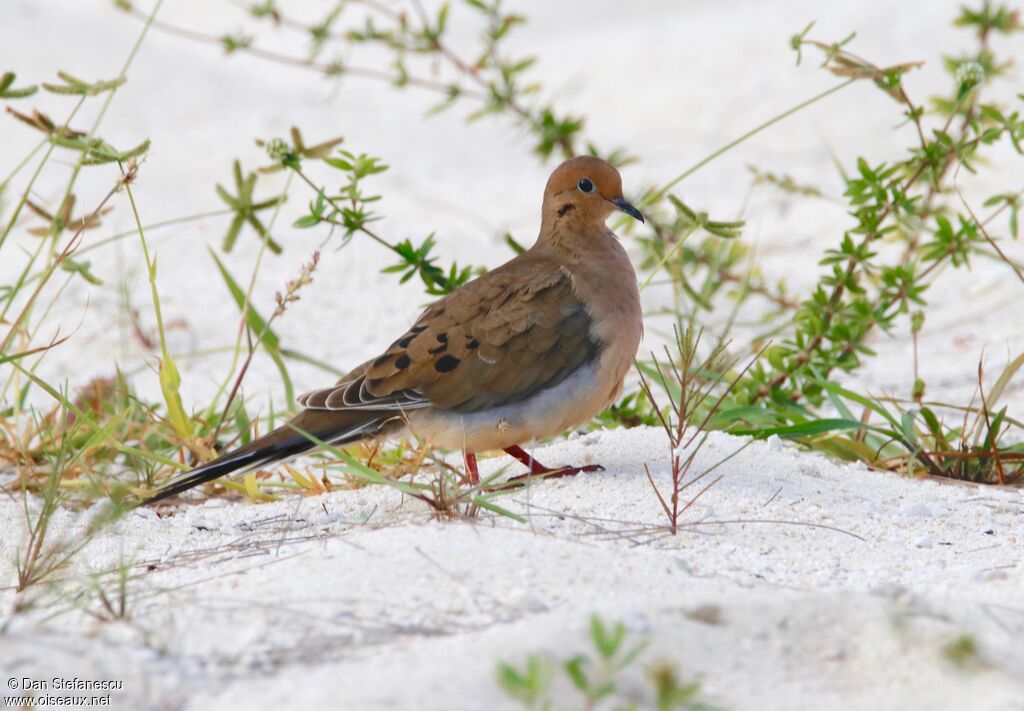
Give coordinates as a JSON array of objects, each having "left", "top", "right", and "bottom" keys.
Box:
[
  {"left": 10, "top": 389, "right": 131, "bottom": 603},
  {"left": 82, "top": 559, "right": 134, "bottom": 623},
  {"left": 636, "top": 327, "right": 755, "bottom": 533},
  {"left": 698, "top": 9, "right": 1024, "bottom": 484},
  {"left": 302, "top": 430, "right": 524, "bottom": 521},
  {"left": 121, "top": 0, "right": 599, "bottom": 161},
  {"left": 734, "top": 356, "right": 1024, "bottom": 484},
  {"left": 729, "top": 14, "right": 1024, "bottom": 411},
  {"left": 942, "top": 634, "right": 981, "bottom": 669},
  {"left": 281, "top": 144, "right": 477, "bottom": 295},
  {"left": 497, "top": 615, "right": 710, "bottom": 710}
]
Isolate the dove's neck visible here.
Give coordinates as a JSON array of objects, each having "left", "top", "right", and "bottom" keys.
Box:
[
  {"left": 536, "top": 212, "right": 618, "bottom": 256},
  {"left": 531, "top": 220, "right": 643, "bottom": 398}
]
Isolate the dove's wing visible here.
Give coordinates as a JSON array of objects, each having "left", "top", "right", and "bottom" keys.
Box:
[{"left": 297, "top": 249, "right": 600, "bottom": 416}]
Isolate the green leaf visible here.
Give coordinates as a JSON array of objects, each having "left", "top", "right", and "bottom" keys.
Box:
[
  {"left": 60, "top": 257, "right": 104, "bottom": 285},
  {"left": 41, "top": 71, "right": 126, "bottom": 96},
  {"left": 209, "top": 248, "right": 294, "bottom": 402},
  {"left": 471, "top": 495, "right": 526, "bottom": 522},
  {"left": 564, "top": 656, "right": 590, "bottom": 693},
  {"left": 590, "top": 616, "right": 625, "bottom": 659},
  {"left": 987, "top": 351, "right": 1024, "bottom": 407},
  {"left": 8, "top": 361, "right": 185, "bottom": 470},
  {"left": 293, "top": 214, "right": 321, "bottom": 228},
  {"left": 158, "top": 349, "right": 194, "bottom": 442},
  {"left": 733, "top": 417, "right": 894, "bottom": 440},
  {"left": 0, "top": 71, "right": 38, "bottom": 98}
]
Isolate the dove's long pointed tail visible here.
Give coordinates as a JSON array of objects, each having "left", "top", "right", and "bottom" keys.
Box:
[{"left": 141, "top": 409, "right": 384, "bottom": 506}]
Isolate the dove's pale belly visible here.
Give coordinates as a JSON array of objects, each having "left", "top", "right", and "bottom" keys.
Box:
[
  {"left": 405, "top": 358, "right": 624, "bottom": 452},
  {"left": 405, "top": 253, "right": 642, "bottom": 453}
]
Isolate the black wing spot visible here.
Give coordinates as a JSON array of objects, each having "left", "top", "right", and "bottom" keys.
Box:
[
  {"left": 397, "top": 334, "right": 416, "bottom": 349},
  {"left": 394, "top": 354, "right": 411, "bottom": 369},
  {"left": 466, "top": 338, "right": 480, "bottom": 350},
  {"left": 428, "top": 343, "right": 447, "bottom": 355},
  {"left": 434, "top": 355, "right": 460, "bottom": 373},
  {"left": 436, "top": 332, "right": 448, "bottom": 343},
  {"left": 373, "top": 354, "right": 391, "bottom": 368},
  {"left": 557, "top": 203, "right": 575, "bottom": 217},
  {"left": 410, "top": 325, "right": 427, "bottom": 333}
]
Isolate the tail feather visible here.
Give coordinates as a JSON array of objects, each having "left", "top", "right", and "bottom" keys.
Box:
[{"left": 141, "top": 409, "right": 382, "bottom": 506}]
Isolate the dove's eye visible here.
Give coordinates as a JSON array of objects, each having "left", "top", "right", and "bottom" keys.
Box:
[{"left": 577, "top": 178, "right": 594, "bottom": 194}]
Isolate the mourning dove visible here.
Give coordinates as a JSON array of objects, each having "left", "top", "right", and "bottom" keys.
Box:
[{"left": 144, "top": 156, "right": 644, "bottom": 505}]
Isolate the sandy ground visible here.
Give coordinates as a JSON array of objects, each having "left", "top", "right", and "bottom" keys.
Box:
[
  {"left": 2, "top": 0, "right": 1024, "bottom": 709},
  {"left": 3, "top": 431, "right": 1024, "bottom": 709}
]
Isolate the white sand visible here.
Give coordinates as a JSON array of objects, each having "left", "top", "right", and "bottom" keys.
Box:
[
  {"left": 3, "top": 431, "right": 1023, "bottom": 709},
  {"left": 2, "top": 0, "right": 1023, "bottom": 709}
]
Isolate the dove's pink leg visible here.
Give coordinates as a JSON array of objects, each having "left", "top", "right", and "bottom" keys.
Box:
[
  {"left": 502, "top": 445, "right": 604, "bottom": 480},
  {"left": 463, "top": 450, "right": 479, "bottom": 486}
]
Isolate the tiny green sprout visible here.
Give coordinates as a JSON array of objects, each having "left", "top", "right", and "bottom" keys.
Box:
[
  {"left": 668, "top": 195, "right": 745, "bottom": 238},
  {"left": 24, "top": 117, "right": 150, "bottom": 165},
  {"left": 497, "top": 615, "right": 708, "bottom": 709},
  {"left": 80, "top": 138, "right": 150, "bottom": 165},
  {"left": 534, "top": 109, "right": 584, "bottom": 159},
  {"left": 263, "top": 137, "right": 300, "bottom": 171},
  {"left": 955, "top": 2, "right": 1024, "bottom": 35},
  {"left": 790, "top": 20, "right": 816, "bottom": 65},
  {"left": 41, "top": 71, "right": 126, "bottom": 97},
  {"left": 0, "top": 71, "right": 38, "bottom": 99},
  {"left": 592, "top": 390, "right": 660, "bottom": 429},
  {"left": 308, "top": 5, "right": 343, "bottom": 55},
  {"left": 748, "top": 165, "right": 824, "bottom": 197},
  {"left": 215, "top": 160, "right": 285, "bottom": 253},
  {"left": 264, "top": 138, "right": 290, "bottom": 162},
  {"left": 504, "top": 233, "right": 527, "bottom": 254},
  {"left": 911, "top": 311, "right": 925, "bottom": 333},
  {"left": 649, "top": 662, "right": 703, "bottom": 711},
  {"left": 383, "top": 235, "right": 475, "bottom": 295},
  {"left": 955, "top": 60, "right": 986, "bottom": 100},
  {"left": 942, "top": 634, "right": 980, "bottom": 669},
  {"left": 249, "top": 0, "right": 278, "bottom": 19},
  {"left": 257, "top": 128, "right": 343, "bottom": 173},
  {"left": 221, "top": 33, "right": 254, "bottom": 54},
  {"left": 912, "top": 378, "right": 926, "bottom": 400},
  {"left": 496, "top": 656, "right": 553, "bottom": 707},
  {"left": 982, "top": 192, "right": 1020, "bottom": 238},
  {"left": 61, "top": 257, "right": 104, "bottom": 286}
]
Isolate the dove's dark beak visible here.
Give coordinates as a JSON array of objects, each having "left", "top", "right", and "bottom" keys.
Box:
[{"left": 612, "top": 197, "right": 644, "bottom": 223}]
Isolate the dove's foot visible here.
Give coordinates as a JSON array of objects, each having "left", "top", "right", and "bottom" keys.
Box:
[{"left": 502, "top": 444, "right": 604, "bottom": 481}]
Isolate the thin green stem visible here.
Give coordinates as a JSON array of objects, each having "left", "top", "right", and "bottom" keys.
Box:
[
  {"left": 637, "top": 227, "right": 696, "bottom": 293},
  {"left": 77, "top": 208, "right": 234, "bottom": 257},
  {"left": 0, "top": 137, "right": 46, "bottom": 197},
  {"left": 644, "top": 79, "right": 856, "bottom": 206},
  {"left": 205, "top": 173, "right": 294, "bottom": 419},
  {"left": 0, "top": 183, "right": 121, "bottom": 357},
  {"left": 0, "top": 98, "right": 86, "bottom": 254},
  {"left": 292, "top": 167, "right": 396, "bottom": 251},
  {"left": 48, "top": 0, "right": 166, "bottom": 256},
  {"left": 122, "top": 162, "right": 195, "bottom": 442}
]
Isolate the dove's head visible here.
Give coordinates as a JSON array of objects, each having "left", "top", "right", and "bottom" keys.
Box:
[{"left": 541, "top": 156, "right": 644, "bottom": 230}]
